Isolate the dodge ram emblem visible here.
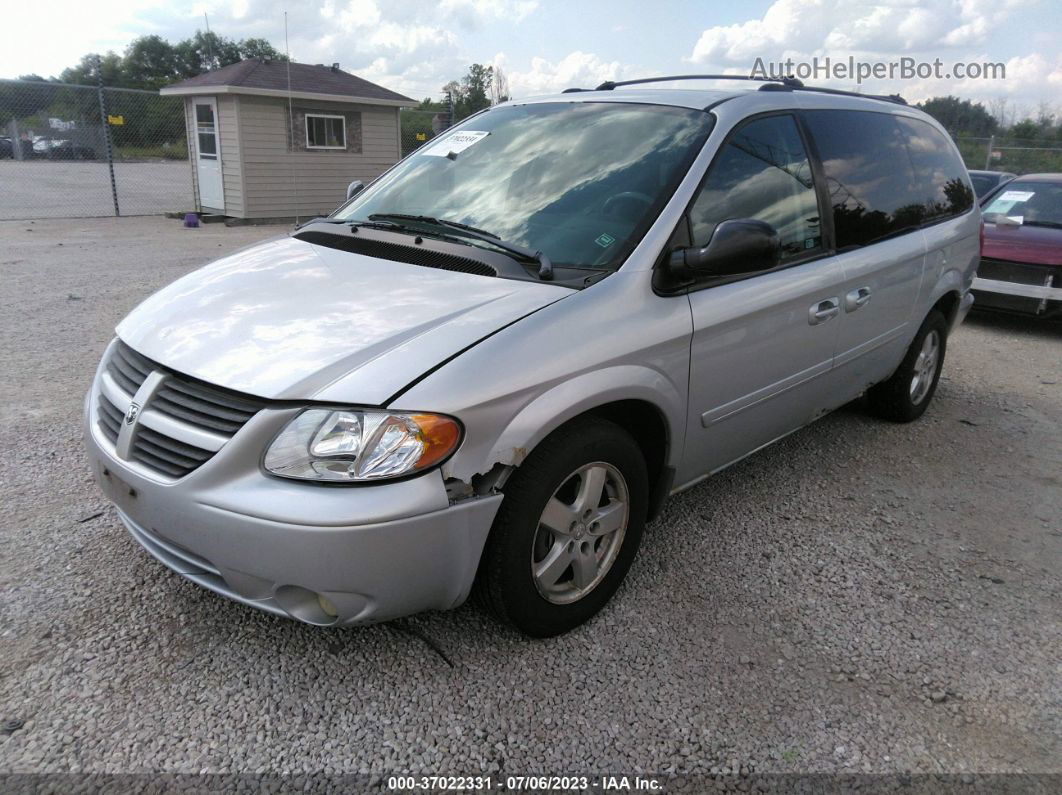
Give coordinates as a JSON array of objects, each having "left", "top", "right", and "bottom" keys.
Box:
[{"left": 124, "top": 402, "right": 140, "bottom": 425}]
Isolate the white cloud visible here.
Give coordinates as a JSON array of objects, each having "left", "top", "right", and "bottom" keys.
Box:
[
  {"left": 502, "top": 50, "right": 639, "bottom": 97},
  {"left": 684, "top": 0, "right": 1061, "bottom": 112},
  {"left": 439, "top": 0, "right": 538, "bottom": 28},
  {"left": 689, "top": 0, "right": 1020, "bottom": 63}
]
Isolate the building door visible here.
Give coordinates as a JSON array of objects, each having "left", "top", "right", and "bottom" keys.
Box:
[{"left": 193, "top": 98, "right": 224, "bottom": 211}]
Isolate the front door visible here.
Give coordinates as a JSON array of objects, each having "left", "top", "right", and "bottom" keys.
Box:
[
  {"left": 193, "top": 98, "right": 224, "bottom": 211},
  {"left": 680, "top": 113, "right": 842, "bottom": 483}
]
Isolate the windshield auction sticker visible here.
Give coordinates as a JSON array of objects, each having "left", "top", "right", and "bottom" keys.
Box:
[
  {"left": 421, "top": 130, "right": 490, "bottom": 157},
  {"left": 997, "top": 190, "right": 1035, "bottom": 203}
]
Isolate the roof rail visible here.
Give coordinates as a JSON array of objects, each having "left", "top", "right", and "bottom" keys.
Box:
[
  {"left": 758, "top": 81, "right": 907, "bottom": 105},
  {"left": 582, "top": 73, "right": 908, "bottom": 107},
  {"left": 592, "top": 74, "right": 804, "bottom": 91}
]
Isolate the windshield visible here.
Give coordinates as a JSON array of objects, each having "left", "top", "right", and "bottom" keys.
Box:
[
  {"left": 982, "top": 180, "right": 1062, "bottom": 228},
  {"left": 334, "top": 102, "right": 714, "bottom": 271}
]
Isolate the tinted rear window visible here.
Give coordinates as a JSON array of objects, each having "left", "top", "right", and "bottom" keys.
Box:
[
  {"left": 895, "top": 117, "right": 974, "bottom": 221},
  {"left": 970, "top": 173, "right": 1001, "bottom": 197},
  {"left": 804, "top": 110, "right": 920, "bottom": 249}
]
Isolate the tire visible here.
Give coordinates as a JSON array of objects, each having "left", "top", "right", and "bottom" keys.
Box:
[
  {"left": 867, "top": 310, "right": 948, "bottom": 422},
  {"left": 477, "top": 416, "right": 648, "bottom": 637}
]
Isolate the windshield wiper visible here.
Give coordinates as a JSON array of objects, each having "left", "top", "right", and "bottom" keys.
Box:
[
  {"left": 296, "top": 216, "right": 404, "bottom": 233},
  {"left": 1022, "top": 220, "right": 1062, "bottom": 230},
  {"left": 368, "top": 213, "right": 554, "bottom": 280},
  {"left": 368, "top": 213, "right": 496, "bottom": 238}
]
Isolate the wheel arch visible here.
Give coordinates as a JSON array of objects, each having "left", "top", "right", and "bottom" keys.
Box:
[
  {"left": 444, "top": 365, "right": 684, "bottom": 521},
  {"left": 925, "top": 267, "right": 966, "bottom": 331}
]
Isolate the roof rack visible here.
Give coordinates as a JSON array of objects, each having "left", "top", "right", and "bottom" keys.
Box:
[
  {"left": 593, "top": 74, "right": 803, "bottom": 91},
  {"left": 583, "top": 73, "right": 907, "bottom": 106},
  {"left": 758, "top": 81, "right": 907, "bottom": 105}
]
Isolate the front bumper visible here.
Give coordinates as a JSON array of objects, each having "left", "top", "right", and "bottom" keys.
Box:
[{"left": 84, "top": 386, "right": 502, "bottom": 627}]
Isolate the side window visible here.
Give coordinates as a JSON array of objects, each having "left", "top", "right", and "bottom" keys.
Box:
[
  {"left": 690, "top": 115, "right": 822, "bottom": 261},
  {"left": 896, "top": 116, "right": 974, "bottom": 221},
  {"left": 803, "top": 110, "right": 920, "bottom": 249}
]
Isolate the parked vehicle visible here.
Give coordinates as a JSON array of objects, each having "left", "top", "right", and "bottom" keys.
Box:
[
  {"left": 85, "top": 76, "right": 979, "bottom": 636},
  {"left": 974, "top": 173, "right": 1062, "bottom": 317},
  {"left": 30, "top": 135, "right": 56, "bottom": 157},
  {"left": 0, "top": 137, "right": 12, "bottom": 159},
  {"left": 48, "top": 140, "right": 96, "bottom": 160},
  {"left": 968, "top": 169, "right": 1015, "bottom": 199}
]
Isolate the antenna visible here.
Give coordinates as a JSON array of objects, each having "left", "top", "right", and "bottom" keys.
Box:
[
  {"left": 203, "top": 13, "right": 216, "bottom": 68},
  {"left": 285, "top": 11, "right": 300, "bottom": 225}
]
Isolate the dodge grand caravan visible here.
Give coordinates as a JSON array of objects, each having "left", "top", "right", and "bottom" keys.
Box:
[{"left": 85, "top": 76, "right": 979, "bottom": 637}]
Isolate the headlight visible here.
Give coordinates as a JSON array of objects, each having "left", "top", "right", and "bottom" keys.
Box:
[{"left": 264, "top": 408, "right": 461, "bottom": 482}]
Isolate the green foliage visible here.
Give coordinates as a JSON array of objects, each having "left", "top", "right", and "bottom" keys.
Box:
[
  {"left": 1009, "top": 119, "right": 1039, "bottom": 139},
  {"left": 114, "top": 142, "right": 189, "bottom": 161},
  {"left": 442, "top": 64, "right": 495, "bottom": 121},
  {"left": 52, "top": 32, "right": 287, "bottom": 90},
  {"left": 917, "top": 96, "right": 997, "bottom": 137},
  {"left": 918, "top": 94, "right": 1062, "bottom": 174}
]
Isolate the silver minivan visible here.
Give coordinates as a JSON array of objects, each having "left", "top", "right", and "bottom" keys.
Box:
[{"left": 85, "top": 76, "right": 979, "bottom": 636}]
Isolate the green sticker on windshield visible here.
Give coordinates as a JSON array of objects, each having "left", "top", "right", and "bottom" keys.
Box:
[{"left": 595, "top": 233, "right": 616, "bottom": 248}]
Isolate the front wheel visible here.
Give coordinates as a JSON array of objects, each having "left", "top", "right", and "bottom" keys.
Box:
[
  {"left": 867, "top": 309, "right": 948, "bottom": 422},
  {"left": 476, "top": 416, "right": 648, "bottom": 637}
]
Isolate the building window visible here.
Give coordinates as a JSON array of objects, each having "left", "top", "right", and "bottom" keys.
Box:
[{"left": 305, "top": 114, "right": 346, "bottom": 149}]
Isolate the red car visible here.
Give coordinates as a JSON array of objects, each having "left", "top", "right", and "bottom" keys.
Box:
[{"left": 975, "top": 173, "right": 1062, "bottom": 317}]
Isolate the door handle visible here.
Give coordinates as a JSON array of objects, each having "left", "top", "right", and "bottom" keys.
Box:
[
  {"left": 809, "top": 298, "right": 840, "bottom": 325},
  {"left": 844, "top": 286, "right": 872, "bottom": 312}
]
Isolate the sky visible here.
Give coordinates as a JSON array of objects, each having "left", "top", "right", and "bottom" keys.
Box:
[{"left": 2, "top": 0, "right": 1061, "bottom": 116}]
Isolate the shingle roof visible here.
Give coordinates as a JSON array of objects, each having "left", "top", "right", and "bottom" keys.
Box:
[{"left": 163, "top": 59, "right": 413, "bottom": 104}]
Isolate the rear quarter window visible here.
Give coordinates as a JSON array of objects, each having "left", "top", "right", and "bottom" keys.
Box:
[{"left": 895, "top": 116, "right": 974, "bottom": 222}]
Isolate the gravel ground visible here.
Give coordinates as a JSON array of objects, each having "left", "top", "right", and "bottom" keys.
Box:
[
  {"left": 0, "top": 161, "right": 192, "bottom": 220},
  {"left": 0, "top": 217, "right": 1059, "bottom": 782}
]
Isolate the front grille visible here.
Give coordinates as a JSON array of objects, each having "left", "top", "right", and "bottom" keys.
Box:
[
  {"left": 107, "top": 339, "right": 152, "bottom": 394},
  {"left": 95, "top": 340, "right": 266, "bottom": 479},
  {"left": 977, "top": 257, "right": 1058, "bottom": 287},
  {"left": 97, "top": 393, "right": 123, "bottom": 444},
  {"left": 131, "top": 426, "right": 215, "bottom": 478},
  {"left": 153, "top": 375, "right": 266, "bottom": 434}
]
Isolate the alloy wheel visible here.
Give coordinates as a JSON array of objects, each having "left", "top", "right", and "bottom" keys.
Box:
[{"left": 530, "top": 462, "right": 629, "bottom": 605}]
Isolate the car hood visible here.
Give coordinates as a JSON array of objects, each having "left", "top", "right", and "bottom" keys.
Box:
[
  {"left": 116, "top": 235, "right": 571, "bottom": 403},
  {"left": 982, "top": 222, "right": 1062, "bottom": 266}
]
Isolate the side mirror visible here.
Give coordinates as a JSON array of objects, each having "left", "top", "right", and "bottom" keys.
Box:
[
  {"left": 346, "top": 180, "right": 365, "bottom": 201},
  {"left": 671, "top": 219, "right": 781, "bottom": 281}
]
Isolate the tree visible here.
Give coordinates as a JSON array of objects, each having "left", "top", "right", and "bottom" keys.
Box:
[
  {"left": 238, "top": 38, "right": 286, "bottom": 62},
  {"left": 441, "top": 65, "right": 495, "bottom": 121},
  {"left": 492, "top": 66, "right": 510, "bottom": 104},
  {"left": 59, "top": 52, "right": 124, "bottom": 86},
  {"left": 462, "top": 63, "right": 493, "bottom": 114},
  {"left": 917, "top": 96, "right": 997, "bottom": 137},
  {"left": 1010, "top": 119, "right": 1039, "bottom": 140},
  {"left": 174, "top": 31, "right": 242, "bottom": 75},
  {"left": 123, "top": 35, "right": 181, "bottom": 90}
]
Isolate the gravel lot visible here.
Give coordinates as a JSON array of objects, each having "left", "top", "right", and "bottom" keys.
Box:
[
  {"left": 0, "top": 217, "right": 1059, "bottom": 783},
  {"left": 0, "top": 161, "right": 192, "bottom": 220}
]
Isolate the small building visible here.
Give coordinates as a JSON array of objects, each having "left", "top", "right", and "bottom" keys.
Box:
[{"left": 160, "top": 59, "right": 413, "bottom": 219}]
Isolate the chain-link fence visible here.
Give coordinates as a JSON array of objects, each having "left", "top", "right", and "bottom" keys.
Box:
[
  {"left": 399, "top": 107, "right": 452, "bottom": 158},
  {"left": 953, "top": 134, "right": 1062, "bottom": 175},
  {"left": 1, "top": 79, "right": 192, "bottom": 220}
]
